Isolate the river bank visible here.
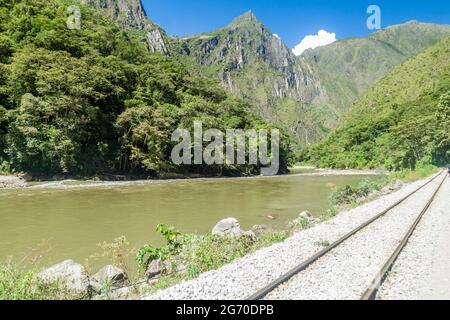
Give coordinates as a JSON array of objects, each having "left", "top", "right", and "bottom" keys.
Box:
[
  {"left": 0, "top": 175, "right": 27, "bottom": 189},
  {"left": 0, "top": 168, "right": 381, "bottom": 190},
  {"left": 0, "top": 171, "right": 411, "bottom": 300},
  {"left": 1, "top": 168, "right": 439, "bottom": 300}
]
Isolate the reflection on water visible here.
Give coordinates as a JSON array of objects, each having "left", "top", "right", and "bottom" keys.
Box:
[{"left": 0, "top": 174, "right": 375, "bottom": 267}]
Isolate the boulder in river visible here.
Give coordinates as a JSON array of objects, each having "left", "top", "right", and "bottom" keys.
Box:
[
  {"left": 39, "top": 260, "right": 91, "bottom": 296},
  {"left": 91, "top": 265, "right": 129, "bottom": 289},
  {"left": 212, "top": 218, "right": 244, "bottom": 238}
]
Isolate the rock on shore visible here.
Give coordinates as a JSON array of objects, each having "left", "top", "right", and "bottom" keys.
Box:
[
  {"left": 39, "top": 260, "right": 91, "bottom": 296},
  {"left": 0, "top": 175, "right": 27, "bottom": 189},
  {"left": 212, "top": 218, "right": 244, "bottom": 238}
]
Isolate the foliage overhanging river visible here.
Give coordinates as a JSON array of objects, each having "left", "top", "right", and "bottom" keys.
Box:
[{"left": 0, "top": 170, "right": 378, "bottom": 270}]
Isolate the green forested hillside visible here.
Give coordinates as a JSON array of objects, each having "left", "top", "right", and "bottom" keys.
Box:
[
  {"left": 302, "top": 21, "right": 450, "bottom": 132},
  {"left": 69, "top": 1, "right": 450, "bottom": 148},
  {"left": 0, "top": 0, "right": 291, "bottom": 176},
  {"left": 306, "top": 36, "right": 450, "bottom": 170},
  {"left": 175, "top": 17, "right": 450, "bottom": 146}
]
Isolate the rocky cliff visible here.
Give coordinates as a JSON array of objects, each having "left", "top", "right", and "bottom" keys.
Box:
[
  {"left": 80, "top": 1, "right": 450, "bottom": 146},
  {"left": 80, "top": 0, "right": 169, "bottom": 54},
  {"left": 173, "top": 16, "right": 450, "bottom": 145},
  {"left": 189, "top": 12, "right": 323, "bottom": 102},
  {"left": 169, "top": 11, "right": 328, "bottom": 144}
]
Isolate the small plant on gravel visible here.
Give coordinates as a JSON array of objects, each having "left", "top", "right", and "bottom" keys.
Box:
[
  {"left": 137, "top": 223, "right": 291, "bottom": 287},
  {"left": 288, "top": 216, "right": 311, "bottom": 230},
  {"left": 322, "top": 207, "right": 339, "bottom": 220},
  {"left": 314, "top": 240, "right": 331, "bottom": 247},
  {"left": 182, "top": 234, "right": 255, "bottom": 279},
  {"left": 257, "top": 230, "right": 289, "bottom": 245}
]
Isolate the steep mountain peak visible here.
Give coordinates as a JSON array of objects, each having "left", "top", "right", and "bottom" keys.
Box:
[{"left": 228, "top": 10, "right": 261, "bottom": 29}]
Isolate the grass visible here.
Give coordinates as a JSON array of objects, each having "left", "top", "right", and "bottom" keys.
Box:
[
  {"left": 137, "top": 222, "right": 307, "bottom": 295},
  {"left": 330, "top": 177, "right": 390, "bottom": 207},
  {"left": 391, "top": 163, "right": 440, "bottom": 182},
  {"left": 0, "top": 263, "right": 69, "bottom": 300},
  {"left": 322, "top": 164, "right": 441, "bottom": 222}
]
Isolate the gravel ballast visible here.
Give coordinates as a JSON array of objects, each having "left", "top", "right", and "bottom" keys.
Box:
[
  {"left": 378, "top": 174, "right": 450, "bottom": 300},
  {"left": 144, "top": 172, "right": 443, "bottom": 300}
]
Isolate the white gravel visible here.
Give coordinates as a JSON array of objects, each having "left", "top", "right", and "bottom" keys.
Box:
[
  {"left": 378, "top": 174, "right": 450, "bottom": 300},
  {"left": 265, "top": 173, "right": 443, "bottom": 300},
  {"left": 143, "top": 172, "right": 442, "bottom": 300}
]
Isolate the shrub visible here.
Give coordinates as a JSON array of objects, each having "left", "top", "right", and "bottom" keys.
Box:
[
  {"left": 0, "top": 263, "right": 68, "bottom": 300},
  {"left": 330, "top": 178, "right": 388, "bottom": 207}
]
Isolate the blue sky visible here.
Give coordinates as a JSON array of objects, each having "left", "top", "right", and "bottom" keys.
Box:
[{"left": 142, "top": 0, "right": 450, "bottom": 48}]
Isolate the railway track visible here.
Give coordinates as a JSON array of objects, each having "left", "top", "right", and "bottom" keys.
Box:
[{"left": 247, "top": 171, "right": 446, "bottom": 300}]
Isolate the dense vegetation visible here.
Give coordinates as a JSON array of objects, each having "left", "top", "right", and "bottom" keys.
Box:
[
  {"left": 0, "top": 0, "right": 292, "bottom": 176},
  {"left": 0, "top": 263, "right": 70, "bottom": 300},
  {"left": 170, "top": 14, "right": 450, "bottom": 146},
  {"left": 305, "top": 37, "right": 450, "bottom": 170},
  {"left": 303, "top": 21, "right": 450, "bottom": 129}
]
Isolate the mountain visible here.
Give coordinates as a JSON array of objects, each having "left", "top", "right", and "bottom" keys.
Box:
[
  {"left": 170, "top": 14, "right": 450, "bottom": 145},
  {"left": 79, "top": 1, "right": 450, "bottom": 147},
  {"left": 171, "top": 12, "right": 322, "bottom": 103},
  {"left": 306, "top": 36, "right": 450, "bottom": 170},
  {"left": 302, "top": 21, "right": 450, "bottom": 131},
  {"left": 168, "top": 11, "right": 327, "bottom": 145},
  {"left": 79, "top": 0, "right": 170, "bottom": 54}
]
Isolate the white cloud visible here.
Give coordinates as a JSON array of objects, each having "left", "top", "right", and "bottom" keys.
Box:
[
  {"left": 273, "top": 34, "right": 281, "bottom": 40},
  {"left": 292, "top": 30, "right": 337, "bottom": 56}
]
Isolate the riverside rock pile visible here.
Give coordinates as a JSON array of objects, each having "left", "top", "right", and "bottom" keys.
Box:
[
  {"left": 39, "top": 260, "right": 133, "bottom": 300},
  {"left": 0, "top": 175, "right": 27, "bottom": 189}
]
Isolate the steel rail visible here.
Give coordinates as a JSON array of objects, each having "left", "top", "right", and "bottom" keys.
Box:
[
  {"left": 246, "top": 171, "right": 444, "bottom": 300},
  {"left": 361, "top": 172, "right": 447, "bottom": 300}
]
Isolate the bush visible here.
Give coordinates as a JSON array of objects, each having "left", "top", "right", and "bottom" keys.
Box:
[
  {"left": 0, "top": 263, "right": 68, "bottom": 300},
  {"left": 330, "top": 178, "right": 388, "bottom": 207},
  {"left": 137, "top": 224, "right": 290, "bottom": 282}
]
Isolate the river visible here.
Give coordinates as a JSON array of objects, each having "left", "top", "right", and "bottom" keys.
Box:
[{"left": 0, "top": 170, "right": 377, "bottom": 269}]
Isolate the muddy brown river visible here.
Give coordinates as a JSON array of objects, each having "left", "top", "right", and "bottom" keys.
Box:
[{"left": 0, "top": 171, "right": 377, "bottom": 269}]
